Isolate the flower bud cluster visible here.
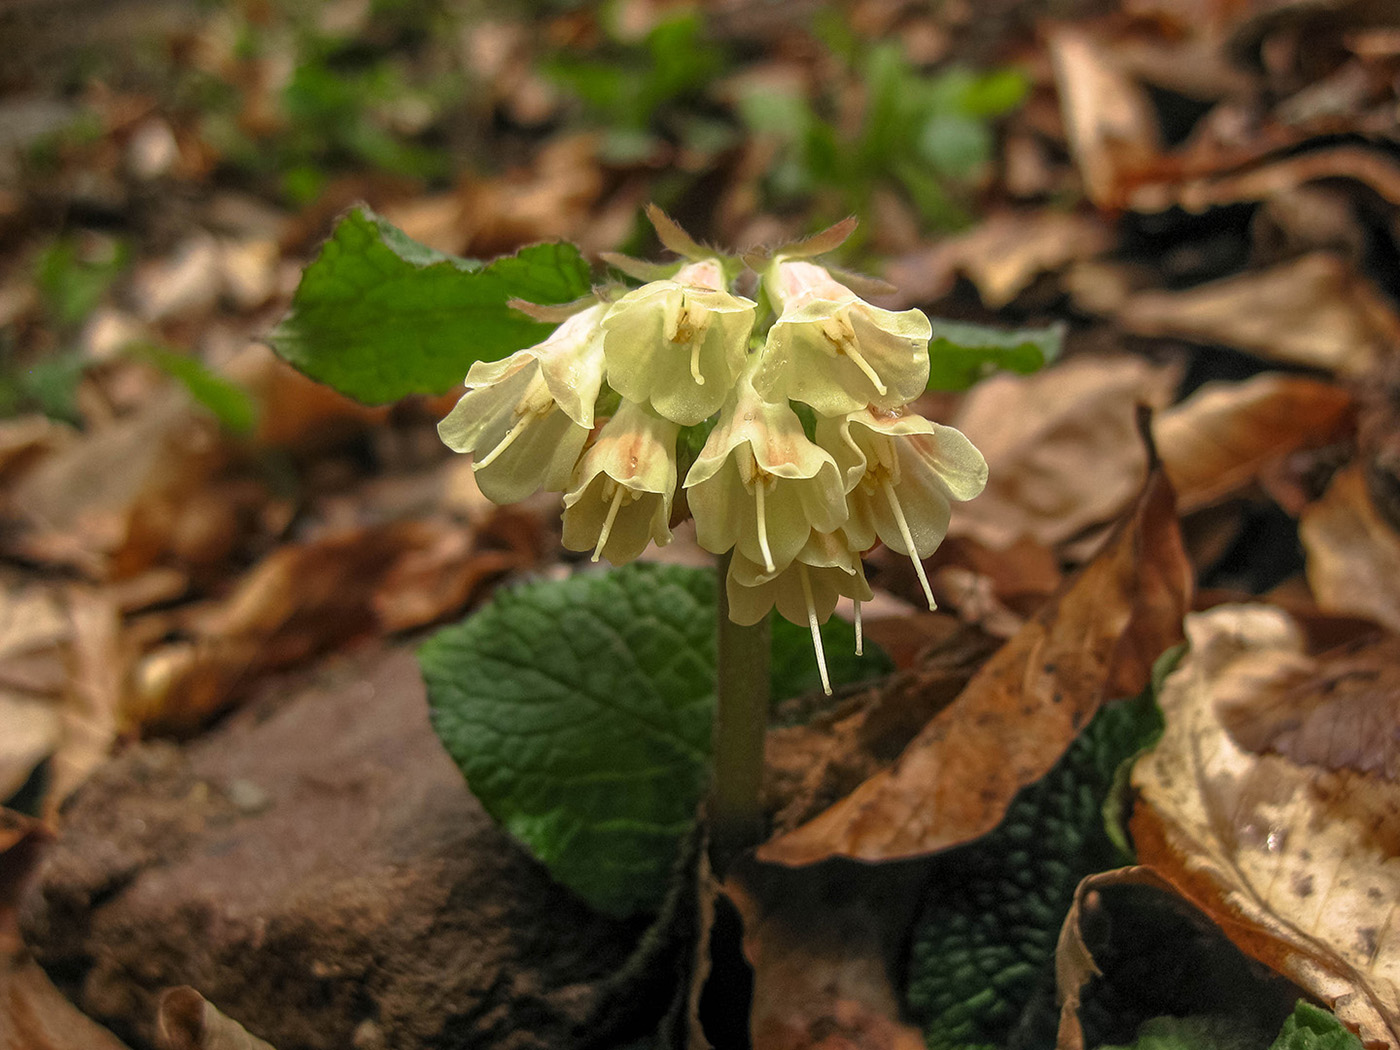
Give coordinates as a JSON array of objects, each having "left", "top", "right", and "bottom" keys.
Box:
[{"left": 438, "top": 215, "right": 987, "bottom": 693}]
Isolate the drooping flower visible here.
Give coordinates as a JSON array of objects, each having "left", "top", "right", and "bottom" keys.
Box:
[
  {"left": 817, "top": 406, "right": 987, "bottom": 609},
  {"left": 684, "top": 364, "right": 846, "bottom": 575},
  {"left": 599, "top": 259, "right": 756, "bottom": 426},
  {"left": 726, "top": 529, "right": 873, "bottom": 695},
  {"left": 561, "top": 400, "right": 680, "bottom": 566},
  {"left": 438, "top": 303, "right": 606, "bottom": 503},
  {"left": 755, "top": 259, "right": 931, "bottom": 415}
]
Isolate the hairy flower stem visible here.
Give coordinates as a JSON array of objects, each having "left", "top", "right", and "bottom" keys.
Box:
[{"left": 708, "top": 553, "right": 771, "bottom": 875}]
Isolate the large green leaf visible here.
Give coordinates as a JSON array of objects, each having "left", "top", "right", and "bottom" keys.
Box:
[
  {"left": 419, "top": 563, "right": 890, "bottom": 917},
  {"left": 268, "top": 206, "right": 592, "bottom": 404},
  {"left": 925, "top": 319, "right": 1063, "bottom": 392}
]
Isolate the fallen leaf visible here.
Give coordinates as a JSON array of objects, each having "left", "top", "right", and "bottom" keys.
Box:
[
  {"left": 1049, "top": 27, "right": 1162, "bottom": 210},
  {"left": 154, "top": 987, "right": 277, "bottom": 1050},
  {"left": 1111, "top": 254, "right": 1400, "bottom": 376},
  {"left": 949, "top": 355, "right": 1177, "bottom": 550},
  {"left": 1055, "top": 867, "right": 1304, "bottom": 1050},
  {"left": 759, "top": 460, "right": 1191, "bottom": 866},
  {"left": 1131, "top": 605, "right": 1400, "bottom": 1048},
  {"left": 1301, "top": 466, "right": 1400, "bottom": 633},
  {"left": 886, "top": 211, "right": 1113, "bottom": 308},
  {"left": 48, "top": 589, "right": 125, "bottom": 811},
  {"left": 725, "top": 861, "right": 927, "bottom": 1050},
  {"left": 1155, "top": 374, "right": 1355, "bottom": 514}
]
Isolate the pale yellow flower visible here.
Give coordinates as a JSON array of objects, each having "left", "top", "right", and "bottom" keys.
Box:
[
  {"left": 726, "top": 529, "right": 873, "bottom": 695},
  {"left": 756, "top": 260, "right": 931, "bottom": 415},
  {"left": 561, "top": 401, "right": 680, "bottom": 566},
  {"left": 817, "top": 406, "right": 987, "bottom": 609},
  {"left": 684, "top": 366, "right": 846, "bottom": 575},
  {"left": 437, "top": 304, "right": 606, "bottom": 503},
  {"left": 600, "top": 259, "right": 756, "bottom": 426}
]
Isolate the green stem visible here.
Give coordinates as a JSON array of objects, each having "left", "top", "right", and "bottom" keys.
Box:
[{"left": 709, "top": 553, "right": 772, "bottom": 875}]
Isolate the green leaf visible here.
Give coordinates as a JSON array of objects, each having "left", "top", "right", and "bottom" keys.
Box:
[
  {"left": 268, "top": 207, "right": 592, "bottom": 404},
  {"left": 926, "top": 318, "right": 1064, "bottom": 391},
  {"left": 1098, "top": 1014, "right": 1267, "bottom": 1050},
  {"left": 419, "top": 563, "right": 891, "bottom": 917},
  {"left": 905, "top": 687, "right": 1166, "bottom": 1050},
  {"left": 132, "top": 344, "right": 258, "bottom": 434},
  {"left": 1268, "top": 1003, "right": 1363, "bottom": 1050}
]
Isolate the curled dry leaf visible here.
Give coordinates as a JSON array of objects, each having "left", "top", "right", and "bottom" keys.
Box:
[
  {"left": 949, "top": 355, "right": 1178, "bottom": 551},
  {"left": 1055, "top": 866, "right": 1304, "bottom": 1050},
  {"left": 1109, "top": 253, "right": 1400, "bottom": 376},
  {"left": 155, "top": 987, "right": 277, "bottom": 1050},
  {"left": 1301, "top": 465, "right": 1400, "bottom": 634},
  {"left": 1155, "top": 373, "right": 1354, "bottom": 514},
  {"left": 1131, "top": 605, "right": 1400, "bottom": 1048},
  {"left": 758, "top": 461, "right": 1191, "bottom": 866}
]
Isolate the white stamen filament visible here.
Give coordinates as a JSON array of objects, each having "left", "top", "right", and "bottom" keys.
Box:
[
  {"left": 881, "top": 476, "right": 935, "bottom": 610},
  {"left": 754, "top": 478, "right": 775, "bottom": 573},
  {"left": 854, "top": 600, "right": 863, "bottom": 656},
  {"left": 473, "top": 415, "right": 530, "bottom": 470},
  {"left": 822, "top": 313, "right": 887, "bottom": 396},
  {"left": 798, "top": 562, "right": 831, "bottom": 696},
  {"left": 843, "top": 343, "right": 887, "bottom": 396},
  {"left": 592, "top": 484, "right": 627, "bottom": 562}
]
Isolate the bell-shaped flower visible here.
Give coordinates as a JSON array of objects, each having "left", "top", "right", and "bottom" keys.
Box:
[
  {"left": 755, "top": 260, "right": 931, "bottom": 415},
  {"left": 726, "top": 529, "right": 873, "bottom": 695},
  {"left": 600, "top": 259, "right": 756, "bottom": 426},
  {"left": 561, "top": 400, "right": 680, "bottom": 566},
  {"left": 438, "top": 304, "right": 607, "bottom": 504},
  {"left": 817, "top": 406, "right": 987, "bottom": 609},
  {"left": 684, "top": 365, "right": 846, "bottom": 575}
]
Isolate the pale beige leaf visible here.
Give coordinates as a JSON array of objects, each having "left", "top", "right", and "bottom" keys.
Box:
[
  {"left": 1301, "top": 466, "right": 1400, "bottom": 633},
  {"left": 1114, "top": 254, "right": 1400, "bottom": 376},
  {"left": 155, "top": 987, "right": 277, "bottom": 1050},
  {"left": 1132, "top": 605, "right": 1400, "bottom": 1048},
  {"left": 1049, "top": 27, "right": 1162, "bottom": 209},
  {"left": 949, "top": 356, "right": 1177, "bottom": 550},
  {"left": 0, "top": 696, "right": 59, "bottom": 801}
]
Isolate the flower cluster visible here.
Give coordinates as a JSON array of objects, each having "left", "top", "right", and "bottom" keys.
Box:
[{"left": 439, "top": 211, "right": 987, "bottom": 693}]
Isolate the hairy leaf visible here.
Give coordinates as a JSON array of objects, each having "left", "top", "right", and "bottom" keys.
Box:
[
  {"left": 269, "top": 207, "right": 592, "bottom": 404},
  {"left": 420, "top": 563, "right": 889, "bottom": 916}
]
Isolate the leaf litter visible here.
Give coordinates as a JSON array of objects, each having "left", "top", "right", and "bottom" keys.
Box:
[{"left": 5, "top": 0, "right": 1400, "bottom": 1046}]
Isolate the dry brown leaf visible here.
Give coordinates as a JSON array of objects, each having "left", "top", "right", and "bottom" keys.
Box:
[
  {"left": 885, "top": 211, "right": 1113, "bottom": 308},
  {"left": 4, "top": 400, "right": 229, "bottom": 578},
  {"left": 1055, "top": 866, "right": 1304, "bottom": 1050},
  {"left": 949, "top": 356, "right": 1177, "bottom": 550},
  {"left": 155, "top": 988, "right": 277, "bottom": 1050},
  {"left": 759, "top": 462, "right": 1191, "bottom": 866},
  {"left": 726, "top": 862, "right": 926, "bottom": 1050},
  {"left": 47, "top": 589, "right": 125, "bottom": 811},
  {"left": 1112, "top": 253, "right": 1400, "bottom": 376},
  {"left": 1049, "top": 27, "right": 1162, "bottom": 210},
  {"left": 1131, "top": 605, "right": 1400, "bottom": 1048},
  {"left": 1160, "top": 145, "right": 1400, "bottom": 214},
  {"left": 1055, "top": 867, "right": 1180, "bottom": 1050},
  {"left": 1301, "top": 465, "right": 1400, "bottom": 633},
  {"left": 1155, "top": 373, "right": 1355, "bottom": 514}
]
